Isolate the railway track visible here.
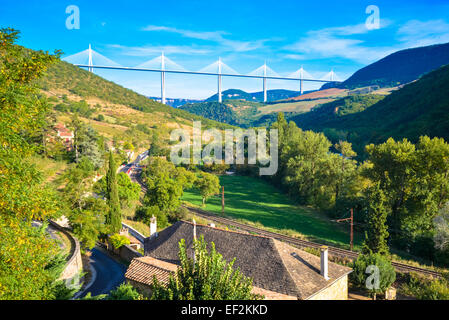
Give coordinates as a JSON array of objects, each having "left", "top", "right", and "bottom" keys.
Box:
[
  {"left": 186, "top": 206, "right": 443, "bottom": 279},
  {"left": 131, "top": 165, "right": 442, "bottom": 279}
]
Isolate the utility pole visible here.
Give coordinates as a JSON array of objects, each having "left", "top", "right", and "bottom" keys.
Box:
[
  {"left": 221, "top": 186, "right": 225, "bottom": 215},
  {"left": 336, "top": 208, "right": 354, "bottom": 251}
]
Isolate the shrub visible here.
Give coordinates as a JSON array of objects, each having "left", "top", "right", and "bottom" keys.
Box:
[
  {"left": 107, "top": 283, "right": 145, "bottom": 300},
  {"left": 350, "top": 253, "right": 396, "bottom": 296},
  {"left": 136, "top": 205, "right": 168, "bottom": 229},
  {"left": 109, "top": 234, "right": 130, "bottom": 249},
  {"left": 167, "top": 206, "right": 188, "bottom": 223},
  {"left": 401, "top": 273, "right": 449, "bottom": 300}
]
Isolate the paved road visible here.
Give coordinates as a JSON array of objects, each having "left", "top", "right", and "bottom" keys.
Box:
[{"left": 78, "top": 247, "right": 127, "bottom": 298}]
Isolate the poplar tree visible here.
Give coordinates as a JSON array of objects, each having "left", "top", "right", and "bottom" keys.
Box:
[
  {"left": 106, "top": 151, "right": 121, "bottom": 233},
  {"left": 363, "top": 183, "right": 390, "bottom": 255}
]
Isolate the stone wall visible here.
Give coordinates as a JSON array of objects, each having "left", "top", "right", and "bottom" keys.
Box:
[
  {"left": 307, "top": 274, "right": 349, "bottom": 300},
  {"left": 49, "top": 220, "right": 83, "bottom": 282},
  {"left": 119, "top": 244, "right": 143, "bottom": 262}
]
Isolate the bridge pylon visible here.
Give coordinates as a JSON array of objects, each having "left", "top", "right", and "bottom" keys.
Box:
[
  {"left": 161, "top": 52, "right": 166, "bottom": 105},
  {"left": 263, "top": 62, "right": 267, "bottom": 103},
  {"left": 218, "top": 57, "right": 222, "bottom": 103},
  {"left": 88, "top": 44, "right": 93, "bottom": 73}
]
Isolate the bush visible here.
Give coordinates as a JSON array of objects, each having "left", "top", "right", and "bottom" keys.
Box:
[
  {"left": 167, "top": 206, "right": 188, "bottom": 223},
  {"left": 107, "top": 283, "right": 144, "bottom": 300},
  {"left": 109, "top": 234, "right": 130, "bottom": 249},
  {"left": 401, "top": 273, "right": 449, "bottom": 300},
  {"left": 136, "top": 205, "right": 168, "bottom": 229},
  {"left": 350, "top": 253, "right": 396, "bottom": 296}
]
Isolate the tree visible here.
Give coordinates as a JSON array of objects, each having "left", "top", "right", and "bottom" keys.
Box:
[
  {"left": 434, "top": 203, "right": 449, "bottom": 251},
  {"left": 350, "top": 253, "right": 396, "bottom": 298},
  {"left": 195, "top": 172, "right": 220, "bottom": 206},
  {"left": 69, "top": 197, "right": 107, "bottom": 250},
  {"left": 151, "top": 237, "right": 261, "bottom": 300},
  {"left": 94, "top": 172, "right": 140, "bottom": 209},
  {"left": 60, "top": 157, "right": 95, "bottom": 210},
  {"left": 109, "top": 234, "right": 130, "bottom": 249},
  {"left": 140, "top": 157, "right": 193, "bottom": 213},
  {"left": 362, "top": 184, "right": 390, "bottom": 255},
  {"left": 78, "top": 126, "right": 104, "bottom": 169},
  {"left": 106, "top": 152, "right": 121, "bottom": 233},
  {"left": 0, "top": 28, "right": 67, "bottom": 298},
  {"left": 136, "top": 205, "right": 168, "bottom": 229}
]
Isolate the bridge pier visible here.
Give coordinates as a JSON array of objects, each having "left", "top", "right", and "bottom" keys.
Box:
[
  {"left": 263, "top": 77, "right": 267, "bottom": 103},
  {"left": 300, "top": 79, "right": 303, "bottom": 96},
  {"left": 88, "top": 44, "right": 93, "bottom": 73},
  {"left": 161, "top": 71, "right": 166, "bottom": 104},
  {"left": 161, "top": 52, "right": 166, "bottom": 104}
]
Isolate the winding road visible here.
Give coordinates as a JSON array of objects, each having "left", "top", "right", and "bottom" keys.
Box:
[{"left": 77, "top": 247, "right": 127, "bottom": 298}]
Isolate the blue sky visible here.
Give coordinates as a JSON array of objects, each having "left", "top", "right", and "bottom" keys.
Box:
[{"left": 2, "top": 0, "right": 449, "bottom": 99}]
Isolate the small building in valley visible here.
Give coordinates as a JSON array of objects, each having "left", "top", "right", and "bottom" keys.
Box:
[{"left": 125, "top": 221, "right": 352, "bottom": 300}]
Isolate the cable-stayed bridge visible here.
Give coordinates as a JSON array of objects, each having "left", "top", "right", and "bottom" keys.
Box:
[{"left": 63, "top": 45, "right": 342, "bottom": 104}]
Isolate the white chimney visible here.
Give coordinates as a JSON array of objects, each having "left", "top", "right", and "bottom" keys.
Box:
[
  {"left": 320, "top": 246, "right": 330, "bottom": 280},
  {"left": 150, "top": 215, "right": 158, "bottom": 238},
  {"left": 193, "top": 219, "right": 197, "bottom": 241}
]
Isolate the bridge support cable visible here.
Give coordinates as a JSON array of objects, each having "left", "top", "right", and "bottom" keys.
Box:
[{"left": 67, "top": 46, "right": 344, "bottom": 101}]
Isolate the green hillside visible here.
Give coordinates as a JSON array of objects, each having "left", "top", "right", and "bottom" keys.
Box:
[
  {"left": 38, "top": 59, "right": 234, "bottom": 130},
  {"left": 180, "top": 99, "right": 264, "bottom": 127},
  {"left": 290, "top": 94, "right": 385, "bottom": 130},
  {"left": 323, "top": 42, "right": 449, "bottom": 89},
  {"left": 206, "top": 88, "right": 300, "bottom": 103},
  {"left": 299, "top": 64, "right": 449, "bottom": 156}
]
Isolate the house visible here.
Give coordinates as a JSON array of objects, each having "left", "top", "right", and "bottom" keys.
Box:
[
  {"left": 118, "top": 227, "right": 142, "bottom": 251},
  {"left": 54, "top": 123, "right": 74, "bottom": 151},
  {"left": 125, "top": 220, "right": 352, "bottom": 300}
]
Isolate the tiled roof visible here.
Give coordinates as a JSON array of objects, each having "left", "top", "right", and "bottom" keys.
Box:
[
  {"left": 143, "top": 221, "right": 352, "bottom": 299},
  {"left": 125, "top": 256, "right": 178, "bottom": 286}
]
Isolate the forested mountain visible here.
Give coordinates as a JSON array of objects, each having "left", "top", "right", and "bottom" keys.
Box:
[
  {"left": 296, "top": 64, "right": 449, "bottom": 156},
  {"left": 290, "top": 94, "right": 385, "bottom": 129},
  {"left": 323, "top": 42, "right": 449, "bottom": 89},
  {"left": 206, "top": 89, "right": 300, "bottom": 102},
  {"left": 180, "top": 102, "right": 237, "bottom": 124}
]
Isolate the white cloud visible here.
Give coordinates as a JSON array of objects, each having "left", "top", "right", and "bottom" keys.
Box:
[
  {"left": 108, "top": 44, "right": 211, "bottom": 56},
  {"left": 284, "top": 29, "right": 395, "bottom": 64},
  {"left": 142, "top": 25, "right": 273, "bottom": 53},
  {"left": 397, "top": 19, "right": 449, "bottom": 47}
]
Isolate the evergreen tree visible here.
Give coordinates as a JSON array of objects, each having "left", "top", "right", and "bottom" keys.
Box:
[
  {"left": 106, "top": 152, "right": 121, "bottom": 233},
  {"left": 363, "top": 183, "right": 390, "bottom": 255}
]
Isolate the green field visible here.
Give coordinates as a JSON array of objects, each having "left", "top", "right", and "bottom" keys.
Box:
[{"left": 182, "top": 174, "right": 363, "bottom": 249}]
